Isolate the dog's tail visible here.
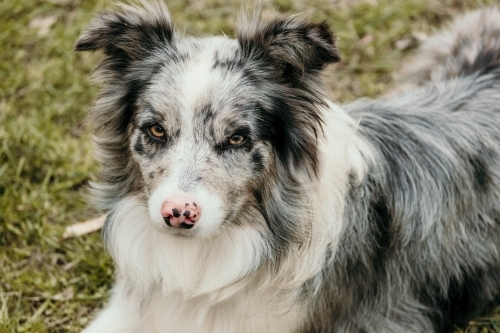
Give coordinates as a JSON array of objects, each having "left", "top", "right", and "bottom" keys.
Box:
[{"left": 402, "top": 7, "right": 500, "bottom": 85}]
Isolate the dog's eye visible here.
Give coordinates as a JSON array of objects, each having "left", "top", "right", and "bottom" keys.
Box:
[
  {"left": 148, "top": 125, "right": 165, "bottom": 139},
  {"left": 228, "top": 134, "right": 246, "bottom": 145}
]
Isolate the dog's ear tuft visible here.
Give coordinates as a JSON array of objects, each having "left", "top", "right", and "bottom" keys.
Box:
[
  {"left": 237, "top": 12, "right": 341, "bottom": 77},
  {"left": 75, "top": 1, "right": 174, "bottom": 60}
]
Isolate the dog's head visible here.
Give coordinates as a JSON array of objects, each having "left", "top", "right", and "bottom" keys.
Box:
[{"left": 76, "top": 2, "right": 340, "bottom": 242}]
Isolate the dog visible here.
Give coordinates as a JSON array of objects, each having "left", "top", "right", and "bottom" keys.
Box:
[{"left": 75, "top": 2, "right": 500, "bottom": 332}]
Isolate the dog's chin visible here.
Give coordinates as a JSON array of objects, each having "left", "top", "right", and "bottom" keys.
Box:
[
  {"left": 158, "top": 225, "right": 199, "bottom": 237},
  {"left": 148, "top": 219, "right": 199, "bottom": 237}
]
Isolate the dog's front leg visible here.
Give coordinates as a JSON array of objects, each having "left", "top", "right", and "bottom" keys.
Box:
[{"left": 82, "top": 284, "right": 141, "bottom": 333}]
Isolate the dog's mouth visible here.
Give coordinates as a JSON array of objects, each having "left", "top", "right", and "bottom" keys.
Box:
[
  {"left": 158, "top": 210, "right": 238, "bottom": 238},
  {"left": 163, "top": 216, "right": 196, "bottom": 229}
]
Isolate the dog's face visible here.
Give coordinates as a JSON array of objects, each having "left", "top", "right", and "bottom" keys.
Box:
[
  {"left": 76, "top": 2, "right": 340, "bottom": 239},
  {"left": 132, "top": 37, "right": 273, "bottom": 237}
]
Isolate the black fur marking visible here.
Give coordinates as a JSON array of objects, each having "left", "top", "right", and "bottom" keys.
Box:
[
  {"left": 171, "top": 52, "right": 189, "bottom": 64},
  {"left": 369, "top": 190, "right": 393, "bottom": 255},
  {"left": 134, "top": 107, "right": 167, "bottom": 128},
  {"left": 254, "top": 97, "right": 320, "bottom": 174},
  {"left": 237, "top": 17, "right": 340, "bottom": 79},
  {"left": 426, "top": 265, "right": 500, "bottom": 332},
  {"left": 133, "top": 138, "right": 146, "bottom": 156},
  {"left": 199, "top": 103, "right": 214, "bottom": 125},
  {"left": 74, "top": 7, "right": 174, "bottom": 60},
  {"left": 172, "top": 208, "right": 180, "bottom": 218},
  {"left": 149, "top": 172, "right": 155, "bottom": 179},
  {"left": 252, "top": 188, "right": 274, "bottom": 234},
  {"left": 121, "top": 78, "right": 153, "bottom": 132},
  {"left": 469, "top": 155, "right": 491, "bottom": 191},
  {"left": 251, "top": 150, "right": 264, "bottom": 172},
  {"left": 212, "top": 51, "right": 245, "bottom": 72}
]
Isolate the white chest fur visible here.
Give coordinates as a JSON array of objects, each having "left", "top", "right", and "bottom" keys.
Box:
[{"left": 83, "top": 280, "right": 305, "bottom": 333}]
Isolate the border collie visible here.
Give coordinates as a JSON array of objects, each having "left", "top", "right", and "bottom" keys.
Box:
[{"left": 75, "top": 2, "right": 500, "bottom": 332}]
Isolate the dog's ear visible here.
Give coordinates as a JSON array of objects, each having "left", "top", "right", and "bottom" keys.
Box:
[
  {"left": 237, "top": 12, "right": 341, "bottom": 79},
  {"left": 75, "top": 1, "right": 174, "bottom": 60}
]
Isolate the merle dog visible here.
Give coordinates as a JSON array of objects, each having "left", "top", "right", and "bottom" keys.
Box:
[{"left": 75, "top": 2, "right": 500, "bottom": 332}]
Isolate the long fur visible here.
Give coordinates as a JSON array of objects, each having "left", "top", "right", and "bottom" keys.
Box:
[{"left": 76, "top": 3, "right": 500, "bottom": 332}]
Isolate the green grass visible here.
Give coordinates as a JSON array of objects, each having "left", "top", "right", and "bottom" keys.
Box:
[{"left": 1, "top": 0, "right": 499, "bottom": 332}]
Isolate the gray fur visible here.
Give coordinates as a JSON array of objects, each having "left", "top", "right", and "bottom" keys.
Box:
[
  {"left": 401, "top": 7, "right": 500, "bottom": 84},
  {"left": 304, "top": 73, "right": 500, "bottom": 332},
  {"left": 301, "top": 8, "right": 500, "bottom": 332}
]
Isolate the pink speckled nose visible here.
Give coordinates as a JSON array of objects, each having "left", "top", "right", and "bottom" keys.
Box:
[{"left": 161, "top": 197, "right": 201, "bottom": 229}]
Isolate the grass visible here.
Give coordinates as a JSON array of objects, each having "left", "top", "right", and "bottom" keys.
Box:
[{"left": 0, "top": 0, "right": 499, "bottom": 332}]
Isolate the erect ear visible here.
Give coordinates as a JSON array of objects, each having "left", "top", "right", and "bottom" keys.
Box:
[
  {"left": 237, "top": 12, "right": 341, "bottom": 78},
  {"left": 74, "top": 1, "right": 173, "bottom": 60}
]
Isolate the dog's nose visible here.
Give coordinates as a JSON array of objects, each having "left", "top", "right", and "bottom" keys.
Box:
[{"left": 161, "top": 197, "right": 201, "bottom": 229}]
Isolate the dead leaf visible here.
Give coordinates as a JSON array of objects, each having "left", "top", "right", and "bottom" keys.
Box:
[
  {"left": 412, "top": 31, "right": 428, "bottom": 43},
  {"left": 396, "top": 32, "right": 428, "bottom": 51},
  {"left": 29, "top": 15, "right": 57, "bottom": 36},
  {"left": 360, "top": 34, "right": 374, "bottom": 46},
  {"left": 396, "top": 38, "right": 414, "bottom": 50},
  {"left": 63, "top": 214, "right": 106, "bottom": 239}
]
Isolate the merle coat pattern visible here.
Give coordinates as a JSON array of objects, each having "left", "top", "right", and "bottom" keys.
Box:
[{"left": 75, "top": 2, "right": 500, "bottom": 332}]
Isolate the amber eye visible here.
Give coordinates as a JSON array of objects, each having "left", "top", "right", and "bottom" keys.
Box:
[
  {"left": 148, "top": 125, "right": 165, "bottom": 139},
  {"left": 228, "top": 134, "right": 246, "bottom": 145}
]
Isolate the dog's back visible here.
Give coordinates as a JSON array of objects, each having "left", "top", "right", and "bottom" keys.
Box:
[
  {"left": 336, "top": 8, "right": 500, "bottom": 333},
  {"left": 403, "top": 7, "right": 500, "bottom": 85}
]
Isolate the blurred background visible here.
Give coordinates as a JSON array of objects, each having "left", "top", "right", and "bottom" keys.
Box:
[{"left": 1, "top": 0, "right": 499, "bottom": 332}]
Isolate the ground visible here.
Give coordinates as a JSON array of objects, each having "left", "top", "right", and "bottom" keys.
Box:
[{"left": 1, "top": 0, "right": 499, "bottom": 332}]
